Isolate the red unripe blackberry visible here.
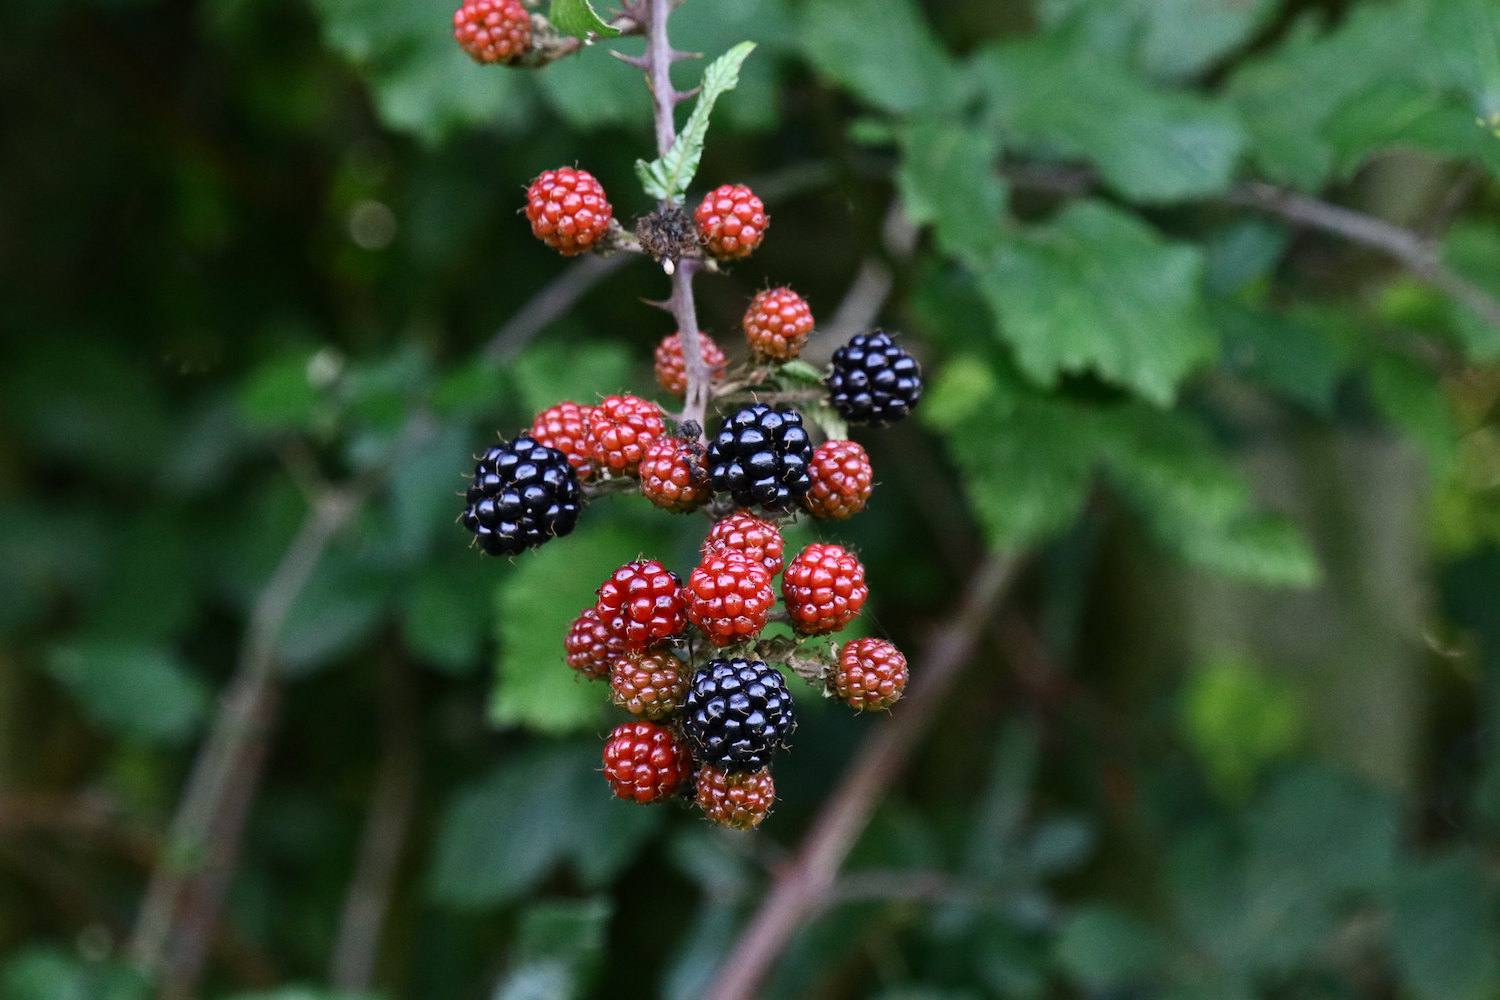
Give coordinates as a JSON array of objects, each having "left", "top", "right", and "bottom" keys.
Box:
[
  {"left": 654, "top": 332, "right": 728, "bottom": 397},
  {"left": 525, "top": 167, "right": 613, "bottom": 256},
  {"left": 602, "top": 721, "right": 691, "bottom": 803},
  {"left": 609, "top": 650, "right": 689, "bottom": 719},
  {"left": 782, "top": 543, "right": 869, "bottom": 635},
  {"left": 695, "top": 765, "right": 775, "bottom": 830},
  {"left": 743, "top": 287, "right": 814, "bottom": 360},
  {"left": 686, "top": 551, "right": 775, "bottom": 647},
  {"left": 453, "top": 0, "right": 531, "bottom": 64},
  {"left": 640, "top": 436, "right": 711, "bottom": 512},
  {"left": 702, "top": 511, "right": 784, "bottom": 576},
  {"left": 564, "top": 607, "right": 624, "bottom": 680},
  {"left": 803, "top": 439, "right": 873, "bottom": 520},
  {"left": 531, "top": 401, "right": 595, "bottom": 480},
  {"left": 595, "top": 558, "right": 686, "bottom": 650},
  {"left": 834, "top": 638, "right": 907, "bottom": 711},
  {"left": 586, "top": 394, "right": 665, "bottom": 476},
  {"left": 694, "top": 184, "right": 768, "bottom": 260}
]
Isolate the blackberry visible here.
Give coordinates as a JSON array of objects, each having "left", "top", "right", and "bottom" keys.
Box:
[
  {"left": 462, "top": 435, "right": 581, "bottom": 556},
  {"left": 826, "top": 331, "right": 923, "bottom": 425},
  {"left": 682, "top": 658, "right": 796, "bottom": 771},
  {"left": 707, "top": 404, "right": 812, "bottom": 511}
]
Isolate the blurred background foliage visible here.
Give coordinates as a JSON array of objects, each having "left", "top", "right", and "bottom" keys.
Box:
[{"left": 3, "top": 0, "right": 1500, "bottom": 996}]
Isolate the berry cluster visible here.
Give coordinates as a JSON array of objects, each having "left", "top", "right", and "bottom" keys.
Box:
[
  {"left": 566, "top": 515, "right": 903, "bottom": 829},
  {"left": 459, "top": 155, "right": 925, "bottom": 829}
]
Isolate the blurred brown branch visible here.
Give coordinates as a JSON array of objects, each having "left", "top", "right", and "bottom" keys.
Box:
[
  {"left": 1005, "top": 163, "right": 1500, "bottom": 336},
  {"left": 330, "top": 647, "right": 422, "bottom": 991},
  {"left": 708, "top": 551, "right": 1027, "bottom": 1000}
]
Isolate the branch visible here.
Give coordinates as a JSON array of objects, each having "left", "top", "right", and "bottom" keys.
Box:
[
  {"left": 1224, "top": 180, "right": 1500, "bottom": 334},
  {"left": 128, "top": 486, "right": 366, "bottom": 996},
  {"left": 1004, "top": 164, "right": 1500, "bottom": 337},
  {"left": 330, "top": 647, "right": 422, "bottom": 991},
  {"left": 821, "top": 202, "right": 921, "bottom": 351},
  {"left": 636, "top": 0, "right": 712, "bottom": 431},
  {"left": 708, "top": 551, "right": 1027, "bottom": 1000},
  {"left": 483, "top": 253, "right": 629, "bottom": 360}
]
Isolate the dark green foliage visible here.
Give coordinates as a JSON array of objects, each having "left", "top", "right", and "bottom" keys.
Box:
[{"left": 4, "top": 0, "right": 1500, "bottom": 997}]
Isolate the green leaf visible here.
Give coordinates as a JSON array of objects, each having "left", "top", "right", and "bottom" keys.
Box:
[
  {"left": 923, "top": 361, "right": 1097, "bottom": 550},
  {"left": 1392, "top": 851, "right": 1500, "bottom": 1000},
  {"left": 1368, "top": 350, "right": 1460, "bottom": 479},
  {"left": 401, "top": 558, "right": 492, "bottom": 674},
  {"left": 225, "top": 990, "right": 378, "bottom": 1000},
  {"left": 1180, "top": 656, "right": 1305, "bottom": 796},
  {"left": 1039, "top": 0, "right": 1279, "bottom": 81},
  {"left": 276, "top": 548, "right": 393, "bottom": 676},
  {"left": 0, "top": 948, "right": 149, "bottom": 1000},
  {"left": 510, "top": 339, "right": 634, "bottom": 416},
  {"left": 1099, "top": 407, "right": 1320, "bottom": 587},
  {"left": 548, "top": 0, "right": 620, "bottom": 40},
  {"left": 774, "top": 359, "right": 825, "bottom": 387},
  {"left": 896, "top": 122, "right": 1006, "bottom": 263},
  {"left": 312, "top": 0, "right": 536, "bottom": 144},
  {"left": 1212, "top": 301, "right": 1350, "bottom": 415},
  {"left": 1056, "top": 906, "right": 1168, "bottom": 988},
  {"left": 973, "top": 37, "right": 1247, "bottom": 202},
  {"left": 798, "top": 0, "right": 962, "bottom": 115},
  {"left": 427, "top": 742, "right": 659, "bottom": 907},
  {"left": 494, "top": 899, "right": 612, "bottom": 1000},
  {"left": 238, "top": 347, "right": 325, "bottom": 433},
  {"left": 636, "top": 42, "right": 756, "bottom": 202},
  {"left": 1440, "top": 222, "right": 1500, "bottom": 359},
  {"left": 976, "top": 200, "right": 1217, "bottom": 405},
  {"left": 1223, "top": 1, "right": 1498, "bottom": 189},
  {"left": 47, "top": 643, "right": 208, "bottom": 745},
  {"left": 492, "top": 517, "right": 667, "bottom": 733},
  {"left": 539, "top": 43, "right": 650, "bottom": 130}
]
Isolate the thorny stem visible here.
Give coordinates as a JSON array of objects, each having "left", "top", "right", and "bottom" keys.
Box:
[{"left": 634, "top": 0, "right": 713, "bottom": 434}]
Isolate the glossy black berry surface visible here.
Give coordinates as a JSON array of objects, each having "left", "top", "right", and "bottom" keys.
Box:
[
  {"left": 706, "top": 404, "right": 812, "bottom": 511},
  {"left": 826, "top": 331, "right": 923, "bottom": 425},
  {"left": 461, "top": 435, "right": 581, "bottom": 556},
  {"left": 682, "top": 658, "right": 796, "bottom": 771}
]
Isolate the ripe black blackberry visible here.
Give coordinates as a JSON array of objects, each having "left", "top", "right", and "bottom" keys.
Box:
[
  {"left": 682, "top": 658, "right": 796, "bottom": 771},
  {"left": 461, "top": 434, "right": 581, "bottom": 556},
  {"left": 826, "top": 331, "right": 923, "bottom": 425},
  {"left": 707, "top": 404, "right": 812, "bottom": 511}
]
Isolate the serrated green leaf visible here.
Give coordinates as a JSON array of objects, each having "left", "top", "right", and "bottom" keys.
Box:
[
  {"left": 1099, "top": 407, "right": 1320, "bottom": 586},
  {"left": 548, "top": 0, "right": 620, "bottom": 40},
  {"left": 1392, "top": 851, "right": 1500, "bottom": 1000},
  {"left": 975, "top": 200, "right": 1217, "bottom": 405},
  {"left": 312, "top": 0, "right": 535, "bottom": 144},
  {"left": 774, "top": 359, "right": 825, "bottom": 386},
  {"left": 798, "top": 0, "right": 962, "bottom": 114},
  {"left": 495, "top": 899, "right": 612, "bottom": 1000},
  {"left": 47, "top": 643, "right": 209, "bottom": 745},
  {"left": 636, "top": 42, "right": 756, "bottom": 202},
  {"left": 1056, "top": 906, "right": 1168, "bottom": 988},
  {"left": 1039, "top": 0, "right": 1278, "bottom": 81},
  {"left": 973, "top": 37, "right": 1247, "bottom": 202},
  {"left": 427, "top": 742, "right": 659, "bottom": 907},
  {"left": 897, "top": 122, "right": 1006, "bottom": 263},
  {"left": 492, "top": 516, "right": 669, "bottom": 733}
]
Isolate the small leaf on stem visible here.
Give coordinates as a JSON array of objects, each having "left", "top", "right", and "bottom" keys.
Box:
[
  {"left": 636, "top": 41, "right": 756, "bottom": 202},
  {"left": 549, "top": 0, "right": 622, "bottom": 39}
]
